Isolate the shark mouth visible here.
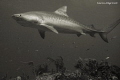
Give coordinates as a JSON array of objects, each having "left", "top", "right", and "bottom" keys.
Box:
[{"left": 12, "top": 17, "right": 23, "bottom": 21}]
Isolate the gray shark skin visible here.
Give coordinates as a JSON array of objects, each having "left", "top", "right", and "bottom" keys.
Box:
[{"left": 12, "top": 6, "right": 120, "bottom": 43}]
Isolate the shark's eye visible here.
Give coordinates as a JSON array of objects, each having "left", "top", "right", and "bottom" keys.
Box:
[{"left": 19, "top": 14, "right": 21, "bottom": 16}]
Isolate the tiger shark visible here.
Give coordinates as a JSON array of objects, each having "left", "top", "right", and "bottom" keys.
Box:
[{"left": 12, "top": 6, "right": 120, "bottom": 43}]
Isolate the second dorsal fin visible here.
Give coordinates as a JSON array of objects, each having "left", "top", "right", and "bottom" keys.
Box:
[
  {"left": 88, "top": 24, "right": 96, "bottom": 30},
  {"left": 55, "top": 6, "right": 68, "bottom": 17}
]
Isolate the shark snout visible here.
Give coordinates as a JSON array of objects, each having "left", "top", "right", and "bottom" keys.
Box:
[
  {"left": 12, "top": 14, "right": 23, "bottom": 21},
  {"left": 12, "top": 14, "right": 21, "bottom": 18}
]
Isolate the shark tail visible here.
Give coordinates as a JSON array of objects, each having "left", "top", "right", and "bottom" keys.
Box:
[{"left": 99, "top": 19, "right": 120, "bottom": 43}]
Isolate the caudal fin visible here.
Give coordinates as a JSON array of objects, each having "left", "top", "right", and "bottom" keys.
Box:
[{"left": 99, "top": 19, "right": 120, "bottom": 43}]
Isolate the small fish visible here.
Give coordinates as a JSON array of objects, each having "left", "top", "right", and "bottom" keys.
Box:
[
  {"left": 106, "top": 57, "right": 110, "bottom": 59},
  {"left": 20, "top": 61, "right": 34, "bottom": 66},
  {"left": 12, "top": 6, "right": 120, "bottom": 43}
]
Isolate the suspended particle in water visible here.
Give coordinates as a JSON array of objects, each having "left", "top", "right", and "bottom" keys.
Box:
[
  {"left": 35, "top": 50, "right": 39, "bottom": 52},
  {"left": 73, "top": 42, "right": 75, "bottom": 44},
  {"left": 86, "top": 48, "right": 90, "bottom": 51}
]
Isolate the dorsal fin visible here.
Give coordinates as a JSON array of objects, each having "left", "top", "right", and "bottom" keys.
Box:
[{"left": 55, "top": 6, "right": 68, "bottom": 17}]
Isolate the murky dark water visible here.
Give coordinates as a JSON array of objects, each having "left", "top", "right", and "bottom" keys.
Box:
[{"left": 0, "top": 0, "right": 120, "bottom": 79}]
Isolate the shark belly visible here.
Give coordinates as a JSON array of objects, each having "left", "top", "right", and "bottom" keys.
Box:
[
  {"left": 17, "top": 20, "right": 77, "bottom": 34},
  {"left": 53, "top": 26, "right": 80, "bottom": 34}
]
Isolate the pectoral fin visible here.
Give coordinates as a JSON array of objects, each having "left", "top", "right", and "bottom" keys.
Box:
[
  {"left": 41, "top": 24, "right": 58, "bottom": 34},
  {"left": 38, "top": 30, "right": 45, "bottom": 39}
]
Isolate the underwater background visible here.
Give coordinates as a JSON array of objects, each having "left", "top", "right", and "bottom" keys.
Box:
[{"left": 0, "top": 0, "right": 120, "bottom": 79}]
